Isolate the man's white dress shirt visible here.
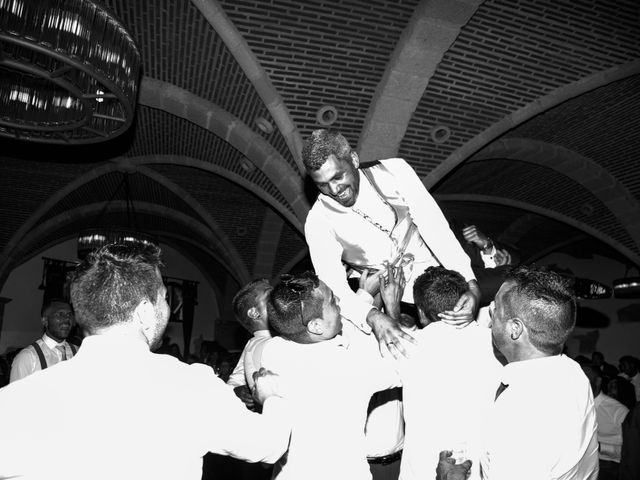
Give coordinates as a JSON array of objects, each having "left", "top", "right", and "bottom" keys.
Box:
[
  {"left": 10, "top": 333, "right": 75, "bottom": 382},
  {"left": 0, "top": 334, "right": 290, "bottom": 480},
  {"left": 399, "top": 322, "right": 502, "bottom": 480},
  {"left": 594, "top": 392, "right": 629, "bottom": 463},
  {"left": 260, "top": 322, "right": 400, "bottom": 480},
  {"left": 480, "top": 354, "right": 599, "bottom": 480},
  {"left": 305, "top": 158, "right": 474, "bottom": 332},
  {"left": 227, "top": 329, "right": 272, "bottom": 389}
]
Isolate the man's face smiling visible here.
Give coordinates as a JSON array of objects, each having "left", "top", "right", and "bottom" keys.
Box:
[{"left": 309, "top": 152, "right": 360, "bottom": 207}]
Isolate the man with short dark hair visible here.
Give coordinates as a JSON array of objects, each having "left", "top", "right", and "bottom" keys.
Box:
[
  {"left": 0, "top": 242, "right": 290, "bottom": 480},
  {"left": 482, "top": 265, "right": 599, "bottom": 479},
  {"left": 618, "top": 355, "right": 640, "bottom": 401},
  {"left": 10, "top": 298, "right": 77, "bottom": 382},
  {"left": 260, "top": 271, "right": 400, "bottom": 480},
  {"left": 302, "top": 129, "right": 479, "bottom": 356},
  {"left": 227, "top": 279, "right": 272, "bottom": 409},
  {"left": 398, "top": 267, "right": 501, "bottom": 480}
]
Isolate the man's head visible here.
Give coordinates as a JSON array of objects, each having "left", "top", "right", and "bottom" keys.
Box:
[
  {"left": 490, "top": 265, "right": 576, "bottom": 362},
  {"left": 581, "top": 364, "right": 602, "bottom": 397},
  {"left": 267, "top": 271, "right": 342, "bottom": 344},
  {"left": 301, "top": 129, "right": 361, "bottom": 207},
  {"left": 41, "top": 298, "right": 74, "bottom": 342},
  {"left": 413, "top": 266, "right": 468, "bottom": 326},
  {"left": 70, "top": 242, "right": 168, "bottom": 349},
  {"left": 232, "top": 279, "right": 271, "bottom": 333},
  {"left": 619, "top": 355, "right": 639, "bottom": 377},
  {"left": 591, "top": 351, "right": 604, "bottom": 368}
]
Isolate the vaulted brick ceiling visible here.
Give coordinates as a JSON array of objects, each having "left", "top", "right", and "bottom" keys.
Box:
[{"left": 0, "top": 0, "right": 638, "bottom": 294}]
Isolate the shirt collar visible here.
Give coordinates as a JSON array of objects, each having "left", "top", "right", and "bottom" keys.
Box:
[
  {"left": 594, "top": 391, "right": 604, "bottom": 407},
  {"left": 42, "top": 333, "right": 67, "bottom": 349},
  {"left": 253, "top": 329, "right": 271, "bottom": 339},
  {"left": 501, "top": 354, "right": 564, "bottom": 386}
]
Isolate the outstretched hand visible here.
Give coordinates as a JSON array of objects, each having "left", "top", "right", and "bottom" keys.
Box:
[
  {"left": 462, "top": 225, "right": 490, "bottom": 250},
  {"left": 367, "top": 308, "right": 415, "bottom": 359}
]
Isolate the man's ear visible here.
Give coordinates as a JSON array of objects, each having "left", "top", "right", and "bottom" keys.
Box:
[
  {"left": 350, "top": 151, "right": 360, "bottom": 169},
  {"left": 306, "top": 318, "right": 324, "bottom": 336},
  {"left": 508, "top": 318, "right": 524, "bottom": 341},
  {"left": 247, "top": 306, "right": 260, "bottom": 320},
  {"left": 41, "top": 315, "right": 48, "bottom": 329},
  {"left": 417, "top": 307, "right": 430, "bottom": 327},
  {"left": 134, "top": 299, "right": 155, "bottom": 333}
]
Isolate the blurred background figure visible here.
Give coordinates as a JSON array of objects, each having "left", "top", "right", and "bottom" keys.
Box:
[{"left": 582, "top": 364, "right": 629, "bottom": 480}]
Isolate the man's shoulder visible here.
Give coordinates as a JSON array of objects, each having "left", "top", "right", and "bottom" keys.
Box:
[{"left": 13, "top": 343, "right": 39, "bottom": 361}]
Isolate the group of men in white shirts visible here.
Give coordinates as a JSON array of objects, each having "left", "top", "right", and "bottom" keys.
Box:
[
  {"left": 0, "top": 129, "right": 601, "bottom": 480},
  {"left": 227, "top": 129, "right": 600, "bottom": 480}
]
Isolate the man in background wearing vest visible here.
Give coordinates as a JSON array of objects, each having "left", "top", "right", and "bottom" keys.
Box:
[{"left": 10, "top": 298, "right": 77, "bottom": 383}]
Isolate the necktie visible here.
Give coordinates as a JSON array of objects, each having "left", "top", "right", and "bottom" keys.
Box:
[
  {"left": 56, "top": 345, "right": 68, "bottom": 361},
  {"left": 495, "top": 382, "right": 509, "bottom": 400}
]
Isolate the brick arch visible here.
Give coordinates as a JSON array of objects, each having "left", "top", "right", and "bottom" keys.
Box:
[
  {"left": 469, "top": 138, "right": 640, "bottom": 256},
  {"left": 139, "top": 77, "right": 309, "bottom": 223},
  {"left": 0, "top": 165, "right": 253, "bottom": 289},
  {"left": 436, "top": 193, "right": 640, "bottom": 268},
  {"left": 358, "top": 0, "right": 483, "bottom": 162},
  {"left": 0, "top": 202, "right": 250, "bottom": 290},
  {"left": 424, "top": 61, "right": 640, "bottom": 188},
  {"left": 190, "top": 0, "right": 304, "bottom": 170}
]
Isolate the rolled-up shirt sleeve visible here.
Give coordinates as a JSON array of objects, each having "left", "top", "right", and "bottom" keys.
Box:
[{"left": 305, "top": 207, "right": 374, "bottom": 333}]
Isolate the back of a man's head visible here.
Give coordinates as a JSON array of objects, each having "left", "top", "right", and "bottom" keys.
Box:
[
  {"left": 70, "top": 242, "right": 163, "bottom": 335},
  {"left": 301, "top": 129, "right": 351, "bottom": 171},
  {"left": 413, "top": 266, "right": 468, "bottom": 325},
  {"left": 502, "top": 265, "right": 576, "bottom": 356},
  {"left": 267, "top": 271, "right": 322, "bottom": 343},
  {"left": 232, "top": 279, "right": 270, "bottom": 332}
]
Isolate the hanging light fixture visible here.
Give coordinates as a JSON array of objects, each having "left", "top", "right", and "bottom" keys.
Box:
[
  {"left": 76, "top": 171, "right": 158, "bottom": 259},
  {"left": 0, "top": 0, "right": 141, "bottom": 144}
]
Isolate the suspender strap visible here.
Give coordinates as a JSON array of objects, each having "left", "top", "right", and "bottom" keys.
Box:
[
  {"left": 70, "top": 343, "right": 77, "bottom": 355},
  {"left": 30, "top": 342, "right": 48, "bottom": 370}
]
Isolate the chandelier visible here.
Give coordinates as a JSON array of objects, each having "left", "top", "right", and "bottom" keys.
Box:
[
  {"left": 0, "top": 0, "right": 141, "bottom": 144},
  {"left": 76, "top": 171, "right": 158, "bottom": 259}
]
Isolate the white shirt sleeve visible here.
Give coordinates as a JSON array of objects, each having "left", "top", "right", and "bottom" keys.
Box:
[
  {"left": 305, "top": 207, "right": 375, "bottom": 333},
  {"left": 385, "top": 159, "right": 475, "bottom": 282},
  {"left": 226, "top": 348, "right": 247, "bottom": 388},
  {"left": 197, "top": 365, "right": 290, "bottom": 463},
  {"left": 9, "top": 348, "right": 38, "bottom": 383}
]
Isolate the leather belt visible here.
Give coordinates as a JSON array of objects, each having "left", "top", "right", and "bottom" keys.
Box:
[{"left": 367, "top": 449, "right": 402, "bottom": 465}]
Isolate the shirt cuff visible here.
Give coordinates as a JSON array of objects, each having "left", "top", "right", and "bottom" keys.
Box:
[{"left": 356, "top": 289, "right": 375, "bottom": 305}]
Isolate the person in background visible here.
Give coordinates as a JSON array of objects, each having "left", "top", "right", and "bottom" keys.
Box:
[
  {"left": 581, "top": 364, "right": 629, "bottom": 480},
  {"left": 10, "top": 298, "right": 77, "bottom": 383},
  {"left": 619, "top": 401, "right": 640, "bottom": 480},
  {"left": 0, "top": 242, "right": 290, "bottom": 480},
  {"left": 227, "top": 279, "right": 273, "bottom": 410},
  {"left": 591, "top": 351, "right": 618, "bottom": 379},
  {"left": 618, "top": 355, "right": 640, "bottom": 402}
]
